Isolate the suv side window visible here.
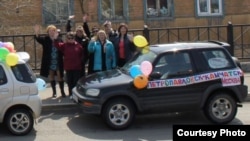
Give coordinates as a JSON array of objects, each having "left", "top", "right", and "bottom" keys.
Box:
[
  {"left": 201, "top": 50, "right": 234, "bottom": 71},
  {"left": 196, "top": 49, "right": 235, "bottom": 72},
  {"left": 154, "top": 52, "right": 193, "bottom": 79},
  {"left": 0, "top": 65, "right": 7, "bottom": 85}
]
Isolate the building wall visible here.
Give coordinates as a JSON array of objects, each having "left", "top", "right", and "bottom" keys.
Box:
[{"left": 0, "top": 0, "right": 250, "bottom": 36}]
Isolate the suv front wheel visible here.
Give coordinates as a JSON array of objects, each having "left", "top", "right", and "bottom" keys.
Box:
[
  {"left": 102, "top": 98, "right": 135, "bottom": 130},
  {"left": 5, "top": 109, "right": 34, "bottom": 136},
  {"left": 204, "top": 93, "right": 237, "bottom": 124}
]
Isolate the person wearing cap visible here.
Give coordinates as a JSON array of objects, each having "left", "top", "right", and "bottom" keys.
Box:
[
  {"left": 113, "top": 23, "right": 136, "bottom": 67},
  {"left": 66, "top": 15, "right": 90, "bottom": 77},
  {"left": 34, "top": 24, "right": 66, "bottom": 98},
  {"left": 103, "top": 20, "right": 117, "bottom": 45}
]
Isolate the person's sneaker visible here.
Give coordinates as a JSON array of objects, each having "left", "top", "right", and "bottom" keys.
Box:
[{"left": 69, "top": 95, "right": 73, "bottom": 99}]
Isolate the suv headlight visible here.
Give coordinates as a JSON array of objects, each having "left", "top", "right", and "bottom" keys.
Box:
[{"left": 86, "top": 89, "right": 100, "bottom": 97}]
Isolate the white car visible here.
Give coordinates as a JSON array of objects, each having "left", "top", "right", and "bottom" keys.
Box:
[{"left": 0, "top": 52, "right": 42, "bottom": 136}]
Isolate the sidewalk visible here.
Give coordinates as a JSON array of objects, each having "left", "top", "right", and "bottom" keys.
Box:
[
  {"left": 39, "top": 84, "right": 76, "bottom": 108},
  {"left": 40, "top": 73, "right": 250, "bottom": 108}
]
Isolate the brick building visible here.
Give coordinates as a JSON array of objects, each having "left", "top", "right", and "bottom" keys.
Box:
[{"left": 0, "top": 0, "right": 250, "bottom": 36}]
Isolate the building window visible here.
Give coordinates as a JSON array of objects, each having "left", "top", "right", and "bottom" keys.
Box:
[
  {"left": 42, "top": 0, "right": 74, "bottom": 25},
  {"left": 99, "top": 0, "right": 128, "bottom": 22},
  {"left": 196, "top": 0, "right": 223, "bottom": 17},
  {"left": 144, "top": 0, "right": 174, "bottom": 19}
]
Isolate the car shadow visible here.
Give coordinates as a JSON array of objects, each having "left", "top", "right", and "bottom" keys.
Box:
[{"left": 65, "top": 111, "right": 244, "bottom": 141}]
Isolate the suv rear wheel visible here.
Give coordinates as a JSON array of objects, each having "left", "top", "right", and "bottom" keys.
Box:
[
  {"left": 102, "top": 98, "right": 135, "bottom": 130},
  {"left": 204, "top": 93, "right": 237, "bottom": 124},
  {"left": 5, "top": 109, "right": 34, "bottom": 136}
]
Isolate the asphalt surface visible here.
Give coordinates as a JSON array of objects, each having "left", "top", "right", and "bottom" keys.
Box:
[{"left": 39, "top": 73, "right": 250, "bottom": 109}]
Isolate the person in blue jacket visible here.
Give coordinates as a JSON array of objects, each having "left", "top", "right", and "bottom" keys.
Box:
[{"left": 88, "top": 30, "right": 116, "bottom": 72}]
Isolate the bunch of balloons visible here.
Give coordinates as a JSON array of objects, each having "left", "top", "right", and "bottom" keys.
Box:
[
  {"left": 0, "top": 41, "right": 19, "bottom": 66},
  {"left": 129, "top": 61, "right": 152, "bottom": 89},
  {"left": 130, "top": 35, "right": 152, "bottom": 89}
]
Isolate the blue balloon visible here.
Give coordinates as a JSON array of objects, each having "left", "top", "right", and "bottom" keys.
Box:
[
  {"left": 129, "top": 65, "right": 142, "bottom": 78},
  {"left": 36, "top": 78, "right": 46, "bottom": 91}
]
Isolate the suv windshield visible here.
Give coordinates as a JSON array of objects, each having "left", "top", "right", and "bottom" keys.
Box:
[
  {"left": 122, "top": 51, "right": 157, "bottom": 72},
  {"left": 11, "top": 63, "right": 36, "bottom": 83}
]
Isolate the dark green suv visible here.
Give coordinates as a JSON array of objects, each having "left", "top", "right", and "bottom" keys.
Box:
[{"left": 72, "top": 41, "right": 248, "bottom": 130}]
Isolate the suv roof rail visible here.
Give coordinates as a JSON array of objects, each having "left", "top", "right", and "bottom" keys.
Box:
[{"left": 207, "top": 40, "right": 230, "bottom": 47}]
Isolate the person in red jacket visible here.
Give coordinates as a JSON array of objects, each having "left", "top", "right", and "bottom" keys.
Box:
[{"left": 54, "top": 31, "right": 84, "bottom": 99}]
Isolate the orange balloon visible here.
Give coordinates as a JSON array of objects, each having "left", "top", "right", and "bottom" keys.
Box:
[{"left": 133, "top": 75, "right": 148, "bottom": 89}]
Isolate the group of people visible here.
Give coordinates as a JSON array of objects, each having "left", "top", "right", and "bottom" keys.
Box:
[{"left": 34, "top": 15, "right": 137, "bottom": 99}]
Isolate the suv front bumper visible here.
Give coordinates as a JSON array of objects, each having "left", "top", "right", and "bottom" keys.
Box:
[{"left": 72, "top": 88, "right": 102, "bottom": 115}]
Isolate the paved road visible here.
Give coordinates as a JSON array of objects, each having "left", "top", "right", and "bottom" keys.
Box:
[{"left": 1, "top": 102, "right": 250, "bottom": 141}]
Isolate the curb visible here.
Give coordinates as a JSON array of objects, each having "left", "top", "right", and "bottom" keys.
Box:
[{"left": 42, "top": 103, "right": 77, "bottom": 110}]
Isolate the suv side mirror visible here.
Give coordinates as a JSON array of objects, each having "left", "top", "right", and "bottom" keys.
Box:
[{"left": 149, "top": 72, "right": 162, "bottom": 79}]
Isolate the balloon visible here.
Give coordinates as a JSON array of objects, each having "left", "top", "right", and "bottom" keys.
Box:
[
  {"left": 4, "top": 42, "right": 15, "bottom": 52},
  {"left": 140, "top": 61, "right": 152, "bottom": 76},
  {"left": 36, "top": 78, "right": 47, "bottom": 91},
  {"left": 6, "top": 53, "right": 19, "bottom": 66},
  {"left": 0, "top": 47, "right": 10, "bottom": 61},
  {"left": 129, "top": 65, "right": 142, "bottom": 78},
  {"left": 133, "top": 35, "right": 148, "bottom": 48},
  {"left": 0, "top": 42, "right": 4, "bottom": 47},
  {"left": 133, "top": 75, "right": 148, "bottom": 89},
  {"left": 142, "top": 46, "right": 150, "bottom": 54}
]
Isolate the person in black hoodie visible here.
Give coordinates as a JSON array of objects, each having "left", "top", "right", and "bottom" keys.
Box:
[
  {"left": 34, "top": 24, "right": 66, "bottom": 98},
  {"left": 66, "top": 15, "right": 90, "bottom": 76}
]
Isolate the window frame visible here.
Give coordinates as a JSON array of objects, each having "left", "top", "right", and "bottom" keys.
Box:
[
  {"left": 143, "top": 0, "right": 174, "bottom": 20},
  {"left": 98, "top": 0, "right": 129, "bottom": 23},
  {"left": 196, "top": 0, "right": 224, "bottom": 17},
  {"left": 42, "top": 0, "right": 74, "bottom": 25}
]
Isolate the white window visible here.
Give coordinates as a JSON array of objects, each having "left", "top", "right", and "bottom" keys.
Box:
[
  {"left": 99, "top": 0, "right": 128, "bottom": 21},
  {"left": 197, "top": 0, "right": 223, "bottom": 16},
  {"left": 42, "top": 0, "right": 74, "bottom": 25},
  {"left": 145, "top": 0, "right": 174, "bottom": 19}
]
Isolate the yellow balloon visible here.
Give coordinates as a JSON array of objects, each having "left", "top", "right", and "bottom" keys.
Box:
[
  {"left": 133, "top": 35, "right": 148, "bottom": 48},
  {"left": 6, "top": 53, "right": 19, "bottom": 66},
  {"left": 133, "top": 75, "right": 148, "bottom": 89},
  {"left": 142, "top": 46, "right": 150, "bottom": 54}
]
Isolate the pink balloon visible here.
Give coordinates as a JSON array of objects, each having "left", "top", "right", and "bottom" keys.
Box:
[
  {"left": 3, "top": 42, "right": 15, "bottom": 52},
  {"left": 140, "top": 61, "right": 152, "bottom": 76}
]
